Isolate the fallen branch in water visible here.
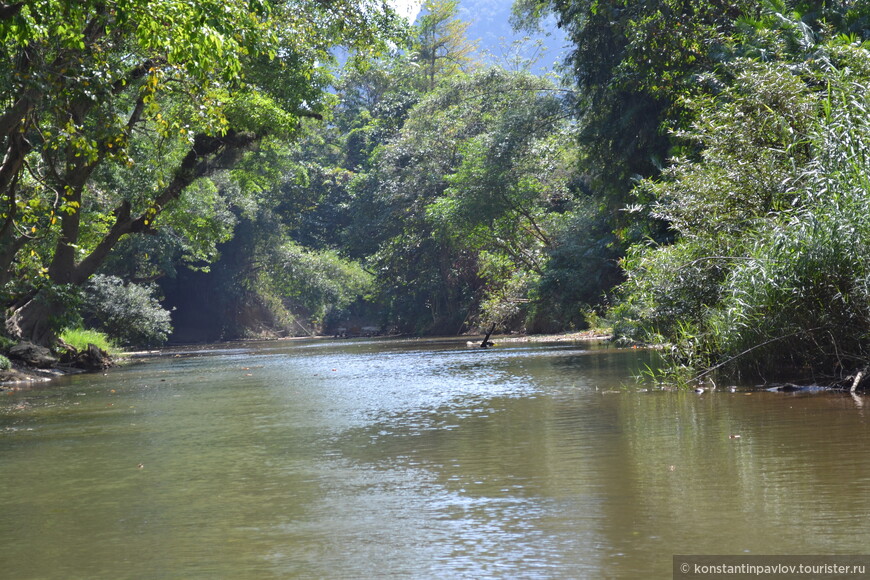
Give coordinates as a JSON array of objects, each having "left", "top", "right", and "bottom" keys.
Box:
[
  {"left": 851, "top": 366, "right": 868, "bottom": 393},
  {"left": 480, "top": 323, "right": 496, "bottom": 348}
]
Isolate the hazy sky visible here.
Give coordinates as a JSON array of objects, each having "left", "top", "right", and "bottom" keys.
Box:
[
  {"left": 385, "top": 0, "right": 568, "bottom": 72},
  {"left": 389, "top": 0, "right": 424, "bottom": 22}
]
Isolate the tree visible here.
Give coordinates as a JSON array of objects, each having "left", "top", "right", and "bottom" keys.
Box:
[
  {"left": 411, "top": 0, "right": 479, "bottom": 91},
  {"left": 361, "top": 69, "right": 580, "bottom": 333},
  {"left": 0, "top": 0, "right": 400, "bottom": 345},
  {"left": 425, "top": 70, "right": 582, "bottom": 329},
  {"left": 515, "top": 0, "right": 729, "bottom": 201},
  {"left": 514, "top": 0, "right": 870, "bottom": 204}
]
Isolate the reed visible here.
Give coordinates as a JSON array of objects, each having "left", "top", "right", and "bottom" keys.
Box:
[{"left": 614, "top": 44, "right": 870, "bottom": 385}]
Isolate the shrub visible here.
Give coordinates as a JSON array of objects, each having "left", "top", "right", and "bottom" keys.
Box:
[
  {"left": 706, "top": 212, "right": 870, "bottom": 377},
  {"left": 0, "top": 354, "right": 10, "bottom": 371},
  {"left": 0, "top": 335, "right": 16, "bottom": 353},
  {"left": 81, "top": 275, "right": 173, "bottom": 348}
]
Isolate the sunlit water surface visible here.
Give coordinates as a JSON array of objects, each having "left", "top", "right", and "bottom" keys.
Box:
[{"left": 2, "top": 338, "right": 870, "bottom": 578}]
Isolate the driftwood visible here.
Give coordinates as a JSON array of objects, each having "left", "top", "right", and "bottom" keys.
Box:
[
  {"left": 851, "top": 367, "right": 869, "bottom": 393},
  {"left": 59, "top": 342, "right": 114, "bottom": 371},
  {"left": 480, "top": 323, "right": 496, "bottom": 348}
]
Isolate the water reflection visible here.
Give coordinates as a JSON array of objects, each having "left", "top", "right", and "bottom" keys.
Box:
[{"left": 1, "top": 339, "right": 870, "bottom": 578}]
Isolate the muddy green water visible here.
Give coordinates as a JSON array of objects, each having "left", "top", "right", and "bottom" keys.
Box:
[{"left": 2, "top": 338, "right": 870, "bottom": 579}]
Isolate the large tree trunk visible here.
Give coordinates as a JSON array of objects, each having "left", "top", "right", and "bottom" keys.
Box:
[
  {"left": 5, "top": 293, "right": 61, "bottom": 346},
  {"left": 3, "top": 130, "right": 259, "bottom": 346}
]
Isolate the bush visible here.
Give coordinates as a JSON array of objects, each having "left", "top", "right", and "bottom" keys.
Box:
[
  {"left": 0, "top": 354, "right": 10, "bottom": 371},
  {"left": 706, "top": 212, "right": 870, "bottom": 377},
  {"left": 0, "top": 335, "right": 16, "bottom": 353},
  {"left": 266, "top": 242, "right": 374, "bottom": 329},
  {"left": 81, "top": 275, "right": 173, "bottom": 348}
]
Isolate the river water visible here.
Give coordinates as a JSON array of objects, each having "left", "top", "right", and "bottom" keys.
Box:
[{"left": 2, "top": 338, "right": 870, "bottom": 578}]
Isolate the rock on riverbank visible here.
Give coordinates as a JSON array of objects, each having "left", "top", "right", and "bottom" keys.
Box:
[{"left": 1, "top": 341, "right": 113, "bottom": 388}]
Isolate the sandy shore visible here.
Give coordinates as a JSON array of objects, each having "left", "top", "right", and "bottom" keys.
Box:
[{"left": 494, "top": 330, "right": 612, "bottom": 343}]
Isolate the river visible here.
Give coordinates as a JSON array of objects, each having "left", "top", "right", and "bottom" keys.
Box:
[{"left": 2, "top": 338, "right": 870, "bottom": 578}]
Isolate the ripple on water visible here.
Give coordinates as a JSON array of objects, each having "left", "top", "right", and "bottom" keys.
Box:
[{"left": 3, "top": 340, "right": 870, "bottom": 579}]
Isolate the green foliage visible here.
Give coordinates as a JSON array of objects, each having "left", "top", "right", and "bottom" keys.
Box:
[
  {"left": 156, "top": 176, "right": 238, "bottom": 269},
  {"left": 223, "top": 90, "right": 300, "bottom": 140},
  {"left": 59, "top": 328, "right": 117, "bottom": 354},
  {"left": 614, "top": 41, "right": 870, "bottom": 382},
  {"left": 0, "top": 0, "right": 402, "bottom": 345},
  {"left": 41, "top": 283, "right": 86, "bottom": 335},
  {"left": 357, "top": 68, "right": 581, "bottom": 333},
  {"left": 0, "top": 354, "right": 10, "bottom": 371},
  {"left": 412, "top": 0, "right": 479, "bottom": 90},
  {"left": 529, "top": 199, "right": 624, "bottom": 332},
  {"left": 515, "top": 0, "right": 742, "bottom": 204},
  {"left": 0, "top": 335, "right": 15, "bottom": 352},
  {"left": 475, "top": 251, "right": 535, "bottom": 325},
  {"left": 611, "top": 59, "right": 818, "bottom": 347},
  {"left": 265, "top": 242, "right": 374, "bottom": 328},
  {"left": 231, "top": 9, "right": 611, "bottom": 338},
  {"left": 17, "top": 0, "right": 868, "bottom": 354},
  {"left": 707, "top": 211, "right": 870, "bottom": 376},
  {"left": 80, "top": 275, "right": 172, "bottom": 347}
]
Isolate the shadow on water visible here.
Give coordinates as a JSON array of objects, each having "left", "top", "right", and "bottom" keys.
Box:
[{"left": 1, "top": 337, "right": 869, "bottom": 578}]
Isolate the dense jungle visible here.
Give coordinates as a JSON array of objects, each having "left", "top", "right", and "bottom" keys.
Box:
[{"left": 1, "top": 0, "right": 869, "bottom": 385}]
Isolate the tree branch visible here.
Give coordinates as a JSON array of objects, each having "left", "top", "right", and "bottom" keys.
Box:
[{"left": 70, "top": 130, "right": 260, "bottom": 284}]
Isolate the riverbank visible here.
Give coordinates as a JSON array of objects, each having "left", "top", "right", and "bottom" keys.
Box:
[
  {"left": 0, "top": 364, "right": 77, "bottom": 388},
  {"left": 0, "top": 342, "right": 114, "bottom": 389},
  {"left": 496, "top": 330, "right": 613, "bottom": 343}
]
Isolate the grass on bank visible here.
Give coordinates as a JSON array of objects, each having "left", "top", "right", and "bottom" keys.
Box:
[{"left": 60, "top": 328, "right": 120, "bottom": 355}]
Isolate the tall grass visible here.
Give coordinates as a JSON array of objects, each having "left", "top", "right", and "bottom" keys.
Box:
[
  {"left": 704, "top": 49, "right": 870, "bottom": 380},
  {"left": 614, "top": 43, "right": 870, "bottom": 384}
]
